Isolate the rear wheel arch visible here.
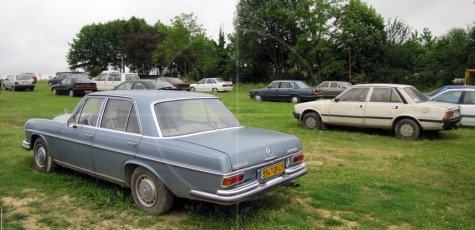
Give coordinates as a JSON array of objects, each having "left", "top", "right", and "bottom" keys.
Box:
[
  {"left": 123, "top": 162, "right": 170, "bottom": 189},
  {"left": 393, "top": 116, "right": 422, "bottom": 140},
  {"left": 392, "top": 116, "right": 422, "bottom": 131}
]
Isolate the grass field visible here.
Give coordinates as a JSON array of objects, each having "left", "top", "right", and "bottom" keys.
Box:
[{"left": 0, "top": 81, "right": 474, "bottom": 229}]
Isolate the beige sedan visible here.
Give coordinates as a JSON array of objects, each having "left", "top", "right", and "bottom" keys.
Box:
[{"left": 293, "top": 84, "right": 461, "bottom": 140}]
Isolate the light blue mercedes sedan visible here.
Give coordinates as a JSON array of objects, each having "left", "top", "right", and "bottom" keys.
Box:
[{"left": 22, "top": 90, "right": 307, "bottom": 215}]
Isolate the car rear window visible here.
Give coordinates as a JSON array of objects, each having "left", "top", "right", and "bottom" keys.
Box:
[
  {"left": 154, "top": 99, "right": 241, "bottom": 137},
  {"left": 403, "top": 87, "right": 429, "bottom": 103}
]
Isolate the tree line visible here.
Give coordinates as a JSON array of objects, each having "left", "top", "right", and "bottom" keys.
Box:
[{"left": 67, "top": 0, "right": 475, "bottom": 90}]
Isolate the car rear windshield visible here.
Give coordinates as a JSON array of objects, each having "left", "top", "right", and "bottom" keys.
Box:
[
  {"left": 403, "top": 87, "right": 429, "bottom": 103},
  {"left": 125, "top": 74, "right": 140, "bottom": 81},
  {"left": 294, "top": 81, "right": 310, "bottom": 88},
  {"left": 154, "top": 98, "right": 241, "bottom": 137},
  {"left": 16, "top": 75, "right": 32, "bottom": 80}
]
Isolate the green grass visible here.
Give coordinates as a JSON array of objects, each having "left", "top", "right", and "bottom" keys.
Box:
[{"left": 0, "top": 81, "right": 474, "bottom": 229}]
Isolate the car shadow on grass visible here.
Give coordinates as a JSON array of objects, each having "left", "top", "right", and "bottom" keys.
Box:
[{"left": 325, "top": 125, "right": 450, "bottom": 141}]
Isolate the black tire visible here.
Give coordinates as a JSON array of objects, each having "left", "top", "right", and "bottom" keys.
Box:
[
  {"left": 253, "top": 93, "right": 262, "bottom": 101},
  {"left": 302, "top": 112, "right": 323, "bottom": 130},
  {"left": 131, "top": 167, "right": 174, "bottom": 215},
  {"left": 290, "top": 95, "right": 300, "bottom": 103},
  {"left": 212, "top": 88, "right": 218, "bottom": 93},
  {"left": 69, "top": 89, "right": 75, "bottom": 97},
  {"left": 33, "top": 138, "right": 57, "bottom": 173},
  {"left": 31, "top": 87, "right": 34, "bottom": 91},
  {"left": 395, "top": 118, "right": 420, "bottom": 140},
  {"left": 190, "top": 87, "right": 195, "bottom": 91}
]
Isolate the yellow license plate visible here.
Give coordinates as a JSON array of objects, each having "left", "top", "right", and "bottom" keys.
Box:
[
  {"left": 85, "top": 90, "right": 92, "bottom": 93},
  {"left": 259, "top": 162, "right": 284, "bottom": 181},
  {"left": 22, "top": 81, "right": 30, "bottom": 83}
]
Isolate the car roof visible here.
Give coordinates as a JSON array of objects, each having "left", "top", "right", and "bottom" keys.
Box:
[
  {"left": 353, "top": 83, "right": 414, "bottom": 88},
  {"left": 87, "top": 90, "right": 218, "bottom": 103},
  {"left": 442, "top": 88, "right": 475, "bottom": 92}
]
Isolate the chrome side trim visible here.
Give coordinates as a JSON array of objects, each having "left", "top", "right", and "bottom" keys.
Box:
[
  {"left": 190, "top": 163, "right": 308, "bottom": 204},
  {"left": 55, "top": 160, "right": 126, "bottom": 186}
]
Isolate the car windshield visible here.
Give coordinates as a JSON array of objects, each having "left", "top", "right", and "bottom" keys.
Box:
[
  {"left": 294, "top": 81, "right": 310, "bottom": 88},
  {"left": 155, "top": 98, "right": 241, "bottom": 137},
  {"left": 425, "top": 87, "right": 443, "bottom": 97},
  {"left": 167, "top": 78, "right": 184, "bottom": 84},
  {"left": 403, "top": 87, "right": 429, "bottom": 103},
  {"left": 75, "top": 78, "right": 94, "bottom": 83},
  {"left": 16, "top": 75, "right": 32, "bottom": 80}
]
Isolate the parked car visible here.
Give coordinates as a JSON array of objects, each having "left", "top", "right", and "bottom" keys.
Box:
[
  {"left": 22, "top": 73, "right": 38, "bottom": 84},
  {"left": 293, "top": 84, "right": 461, "bottom": 140},
  {"left": 424, "top": 85, "right": 475, "bottom": 98},
  {"left": 249, "top": 80, "right": 319, "bottom": 103},
  {"left": 314, "top": 81, "right": 352, "bottom": 98},
  {"left": 190, "top": 78, "right": 233, "bottom": 92},
  {"left": 22, "top": 90, "right": 307, "bottom": 215},
  {"left": 3, "top": 74, "right": 36, "bottom": 91},
  {"left": 114, "top": 80, "right": 178, "bottom": 90},
  {"left": 93, "top": 71, "right": 140, "bottom": 91},
  {"left": 51, "top": 76, "right": 97, "bottom": 97},
  {"left": 49, "top": 72, "right": 89, "bottom": 86},
  {"left": 158, "top": 77, "right": 190, "bottom": 91},
  {"left": 429, "top": 88, "right": 475, "bottom": 127}
]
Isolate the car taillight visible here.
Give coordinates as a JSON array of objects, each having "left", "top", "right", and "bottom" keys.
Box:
[
  {"left": 444, "top": 110, "right": 454, "bottom": 120},
  {"left": 222, "top": 173, "right": 244, "bottom": 187},
  {"left": 223, "top": 84, "right": 232, "bottom": 87},
  {"left": 15, "top": 81, "right": 19, "bottom": 85},
  {"left": 293, "top": 154, "right": 304, "bottom": 163}
]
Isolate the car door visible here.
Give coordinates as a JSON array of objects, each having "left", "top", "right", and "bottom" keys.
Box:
[
  {"left": 4, "top": 76, "right": 12, "bottom": 89},
  {"left": 195, "top": 79, "right": 207, "bottom": 91},
  {"left": 328, "top": 82, "right": 342, "bottom": 97},
  {"left": 92, "top": 98, "right": 142, "bottom": 179},
  {"left": 461, "top": 91, "right": 475, "bottom": 126},
  {"left": 328, "top": 87, "right": 369, "bottom": 126},
  {"left": 277, "top": 81, "right": 294, "bottom": 101},
  {"left": 95, "top": 73, "right": 108, "bottom": 90},
  {"left": 261, "top": 81, "right": 280, "bottom": 100},
  {"left": 59, "top": 97, "right": 105, "bottom": 171},
  {"left": 364, "top": 87, "right": 403, "bottom": 128}
]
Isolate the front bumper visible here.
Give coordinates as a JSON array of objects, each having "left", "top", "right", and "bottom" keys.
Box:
[
  {"left": 189, "top": 163, "right": 308, "bottom": 205},
  {"left": 21, "top": 140, "right": 31, "bottom": 150},
  {"left": 293, "top": 112, "right": 301, "bottom": 120},
  {"left": 443, "top": 117, "right": 462, "bottom": 130}
]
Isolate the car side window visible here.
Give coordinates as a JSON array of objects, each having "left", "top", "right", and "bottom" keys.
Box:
[
  {"left": 339, "top": 88, "right": 370, "bottom": 102},
  {"left": 280, "top": 82, "right": 292, "bottom": 88},
  {"left": 463, "top": 92, "right": 475, "bottom": 104},
  {"left": 206, "top": 79, "right": 214, "bottom": 84},
  {"left": 98, "top": 74, "right": 107, "bottom": 81},
  {"left": 133, "top": 82, "right": 147, "bottom": 90},
  {"left": 330, "top": 82, "right": 338, "bottom": 88},
  {"left": 198, "top": 79, "right": 206, "bottom": 84},
  {"left": 432, "top": 91, "right": 462, "bottom": 104},
  {"left": 319, "top": 82, "right": 329, "bottom": 88},
  {"left": 76, "top": 98, "right": 105, "bottom": 126},
  {"left": 116, "top": 82, "right": 133, "bottom": 90},
  {"left": 268, "top": 82, "right": 279, "bottom": 88},
  {"left": 100, "top": 99, "right": 139, "bottom": 133},
  {"left": 370, "top": 88, "right": 401, "bottom": 103}
]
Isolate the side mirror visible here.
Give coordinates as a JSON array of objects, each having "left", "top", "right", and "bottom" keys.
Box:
[
  {"left": 67, "top": 117, "right": 77, "bottom": 128},
  {"left": 334, "top": 98, "right": 339, "bottom": 102}
]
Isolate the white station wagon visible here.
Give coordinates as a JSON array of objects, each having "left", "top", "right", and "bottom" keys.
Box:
[{"left": 293, "top": 84, "right": 461, "bottom": 140}]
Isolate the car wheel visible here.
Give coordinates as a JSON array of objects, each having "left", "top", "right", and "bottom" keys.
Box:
[
  {"left": 395, "top": 118, "right": 420, "bottom": 140},
  {"left": 302, "top": 112, "right": 323, "bottom": 130},
  {"left": 212, "top": 88, "right": 218, "bottom": 93},
  {"left": 290, "top": 95, "right": 300, "bottom": 103},
  {"left": 69, "top": 90, "right": 75, "bottom": 97},
  {"left": 131, "top": 167, "right": 174, "bottom": 215},
  {"left": 253, "top": 93, "right": 262, "bottom": 101},
  {"left": 33, "top": 138, "right": 57, "bottom": 173},
  {"left": 190, "top": 87, "right": 195, "bottom": 91},
  {"left": 31, "top": 87, "right": 34, "bottom": 91}
]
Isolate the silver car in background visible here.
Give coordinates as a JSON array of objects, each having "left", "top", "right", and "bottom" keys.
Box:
[{"left": 3, "top": 74, "right": 36, "bottom": 91}]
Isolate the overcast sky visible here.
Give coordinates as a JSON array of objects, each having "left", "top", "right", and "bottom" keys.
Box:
[{"left": 0, "top": 0, "right": 473, "bottom": 77}]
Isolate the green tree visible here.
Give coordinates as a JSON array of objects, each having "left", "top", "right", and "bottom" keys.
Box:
[{"left": 123, "top": 33, "right": 159, "bottom": 76}]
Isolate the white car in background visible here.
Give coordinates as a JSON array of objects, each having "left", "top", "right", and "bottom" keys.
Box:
[
  {"left": 293, "top": 84, "right": 461, "bottom": 140},
  {"left": 93, "top": 71, "right": 140, "bottom": 91},
  {"left": 190, "top": 78, "right": 233, "bottom": 92},
  {"left": 430, "top": 88, "right": 475, "bottom": 127}
]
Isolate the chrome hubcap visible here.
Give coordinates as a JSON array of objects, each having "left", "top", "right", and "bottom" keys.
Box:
[
  {"left": 291, "top": 97, "right": 298, "bottom": 103},
  {"left": 400, "top": 124, "right": 414, "bottom": 137},
  {"left": 137, "top": 176, "right": 157, "bottom": 207},
  {"left": 36, "top": 147, "right": 47, "bottom": 167},
  {"left": 305, "top": 117, "right": 317, "bottom": 128}
]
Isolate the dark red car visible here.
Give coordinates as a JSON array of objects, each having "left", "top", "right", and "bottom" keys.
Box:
[{"left": 158, "top": 77, "right": 190, "bottom": 91}]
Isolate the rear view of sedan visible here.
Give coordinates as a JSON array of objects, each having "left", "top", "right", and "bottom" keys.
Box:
[{"left": 51, "top": 77, "right": 97, "bottom": 97}]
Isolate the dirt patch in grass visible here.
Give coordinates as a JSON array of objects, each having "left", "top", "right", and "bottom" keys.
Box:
[{"left": 1, "top": 188, "right": 187, "bottom": 229}]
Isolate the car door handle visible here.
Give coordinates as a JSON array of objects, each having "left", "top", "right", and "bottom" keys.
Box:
[
  {"left": 357, "top": 105, "right": 363, "bottom": 108},
  {"left": 83, "top": 134, "right": 93, "bottom": 139},
  {"left": 392, "top": 106, "right": 399, "bottom": 109},
  {"left": 126, "top": 142, "right": 138, "bottom": 147}
]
